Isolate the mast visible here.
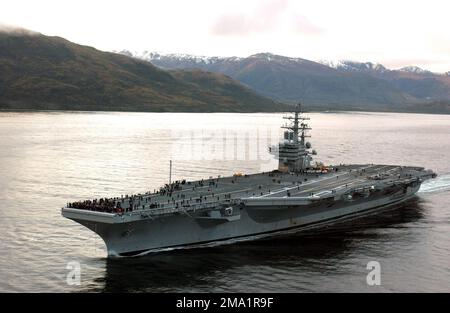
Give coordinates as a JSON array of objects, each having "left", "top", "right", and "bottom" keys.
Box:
[
  {"left": 278, "top": 102, "right": 314, "bottom": 172},
  {"left": 169, "top": 160, "right": 172, "bottom": 185}
]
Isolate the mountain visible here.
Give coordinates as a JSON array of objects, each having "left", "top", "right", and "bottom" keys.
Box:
[
  {"left": 0, "top": 31, "right": 284, "bottom": 112},
  {"left": 319, "top": 60, "right": 388, "bottom": 74},
  {"left": 398, "top": 66, "right": 432, "bottom": 75},
  {"left": 320, "top": 60, "right": 450, "bottom": 101},
  {"left": 122, "top": 50, "right": 450, "bottom": 112}
]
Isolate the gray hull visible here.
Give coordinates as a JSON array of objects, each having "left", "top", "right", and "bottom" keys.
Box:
[{"left": 72, "top": 184, "right": 421, "bottom": 257}]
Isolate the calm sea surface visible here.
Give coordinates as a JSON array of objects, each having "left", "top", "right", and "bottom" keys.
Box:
[{"left": 0, "top": 111, "right": 449, "bottom": 292}]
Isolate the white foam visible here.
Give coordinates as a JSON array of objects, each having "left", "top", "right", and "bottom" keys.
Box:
[{"left": 419, "top": 174, "right": 450, "bottom": 194}]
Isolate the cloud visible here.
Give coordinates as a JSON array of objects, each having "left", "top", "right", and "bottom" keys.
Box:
[
  {"left": 291, "top": 14, "right": 324, "bottom": 36},
  {"left": 429, "top": 35, "right": 450, "bottom": 55},
  {"left": 0, "top": 23, "right": 38, "bottom": 35},
  {"left": 212, "top": 0, "right": 288, "bottom": 36},
  {"left": 211, "top": 0, "right": 324, "bottom": 38}
]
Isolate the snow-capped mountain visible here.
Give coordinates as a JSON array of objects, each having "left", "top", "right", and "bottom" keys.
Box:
[
  {"left": 398, "top": 66, "right": 432, "bottom": 75},
  {"left": 117, "top": 49, "right": 242, "bottom": 66},
  {"left": 318, "top": 60, "right": 387, "bottom": 73},
  {"left": 247, "top": 53, "right": 308, "bottom": 64},
  {"left": 122, "top": 50, "right": 441, "bottom": 76},
  {"left": 118, "top": 50, "right": 315, "bottom": 67},
  {"left": 120, "top": 50, "right": 441, "bottom": 75},
  {"left": 116, "top": 50, "right": 450, "bottom": 105}
]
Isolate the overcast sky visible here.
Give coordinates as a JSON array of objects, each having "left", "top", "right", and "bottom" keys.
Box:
[{"left": 1, "top": 0, "right": 449, "bottom": 72}]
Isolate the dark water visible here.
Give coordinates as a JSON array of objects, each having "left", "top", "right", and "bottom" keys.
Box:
[{"left": 0, "top": 111, "right": 449, "bottom": 292}]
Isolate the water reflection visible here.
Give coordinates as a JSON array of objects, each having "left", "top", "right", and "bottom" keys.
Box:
[{"left": 92, "top": 198, "right": 425, "bottom": 292}]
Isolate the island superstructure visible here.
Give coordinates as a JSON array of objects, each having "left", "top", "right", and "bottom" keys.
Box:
[{"left": 62, "top": 103, "right": 436, "bottom": 257}]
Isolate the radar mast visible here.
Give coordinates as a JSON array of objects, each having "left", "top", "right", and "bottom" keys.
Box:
[{"left": 278, "top": 102, "right": 314, "bottom": 172}]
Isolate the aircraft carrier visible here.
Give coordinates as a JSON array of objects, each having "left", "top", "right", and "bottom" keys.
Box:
[{"left": 62, "top": 103, "right": 436, "bottom": 257}]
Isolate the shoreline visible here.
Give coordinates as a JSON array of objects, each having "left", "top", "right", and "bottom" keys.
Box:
[{"left": 1, "top": 107, "right": 449, "bottom": 116}]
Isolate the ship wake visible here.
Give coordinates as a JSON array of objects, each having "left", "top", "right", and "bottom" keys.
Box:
[{"left": 419, "top": 174, "right": 450, "bottom": 194}]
